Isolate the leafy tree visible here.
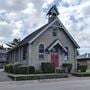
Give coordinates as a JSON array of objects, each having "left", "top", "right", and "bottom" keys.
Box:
[
  {"left": 6, "top": 38, "right": 21, "bottom": 48},
  {"left": 0, "top": 44, "right": 4, "bottom": 49}
]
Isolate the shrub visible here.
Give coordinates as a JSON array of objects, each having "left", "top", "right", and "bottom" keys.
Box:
[
  {"left": 77, "top": 63, "right": 80, "bottom": 71},
  {"left": 34, "top": 70, "right": 43, "bottom": 74},
  {"left": 5, "top": 64, "right": 14, "bottom": 73},
  {"left": 78, "top": 65, "right": 87, "bottom": 72},
  {"left": 55, "top": 68, "right": 64, "bottom": 73},
  {"left": 17, "top": 65, "right": 28, "bottom": 74},
  {"left": 28, "top": 66, "right": 35, "bottom": 74},
  {"left": 14, "top": 65, "right": 35, "bottom": 74},
  {"left": 13, "top": 63, "right": 21, "bottom": 74},
  {"left": 5, "top": 64, "right": 35, "bottom": 74},
  {"left": 62, "top": 63, "right": 72, "bottom": 73},
  {"left": 41, "top": 62, "right": 55, "bottom": 73}
]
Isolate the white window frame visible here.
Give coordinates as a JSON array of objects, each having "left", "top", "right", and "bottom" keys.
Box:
[{"left": 38, "top": 44, "right": 44, "bottom": 60}]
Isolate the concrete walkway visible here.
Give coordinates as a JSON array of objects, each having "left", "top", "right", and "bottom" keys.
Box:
[{"left": 0, "top": 69, "right": 12, "bottom": 82}]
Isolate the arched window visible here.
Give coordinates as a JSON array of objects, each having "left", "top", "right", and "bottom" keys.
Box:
[
  {"left": 39, "top": 44, "right": 44, "bottom": 60},
  {"left": 64, "top": 47, "right": 69, "bottom": 61},
  {"left": 52, "top": 29, "right": 57, "bottom": 36}
]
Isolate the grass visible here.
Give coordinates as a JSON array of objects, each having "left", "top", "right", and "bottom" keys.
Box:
[
  {"left": 73, "top": 72, "right": 90, "bottom": 74},
  {"left": 71, "top": 69, "right": 90, "bottom": 77},
  {"left": 86, "top": 69, "right": 90, "bottom": 72}
]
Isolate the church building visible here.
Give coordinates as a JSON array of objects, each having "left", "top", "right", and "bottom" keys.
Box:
[{"left": 7, "top": 5, "right": 79, "bottom": 71}]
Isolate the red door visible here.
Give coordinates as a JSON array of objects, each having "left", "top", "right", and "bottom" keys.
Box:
[{"left": 51, "top": 54, "right": 59, "bottom": 68}]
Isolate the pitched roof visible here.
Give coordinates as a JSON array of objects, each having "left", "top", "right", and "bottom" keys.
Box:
[
  {"left": 8, "top": 18, "right": 79, "bottom": 52},
  {"left": 7, "top": 23, "right": 49, "bottom": 52},
  {"left": 18, "top": 24, "right": 48, "bottom": 46},
  {"left": 8, "top": 6, "right": 79, "bottom": 52},
  {"left": 77, "top": 53, "right": 90, "bottom": 60},
  {"left": 45, "top": 39, "right": 67, "bottom": 52},
  {"left": 56, "top": 18, "right": 80, "bottom": 48},
  {"left": 47, "top": 5, "right": 59, "bottom": 16}
]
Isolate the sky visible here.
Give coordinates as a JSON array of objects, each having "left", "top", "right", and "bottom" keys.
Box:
[{"left": 0, "top": 0, "right": 90, "bottom": 54}]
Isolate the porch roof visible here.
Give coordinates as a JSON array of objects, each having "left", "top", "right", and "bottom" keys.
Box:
[{"left": 45, "top": 39, "right": 67, "bottom": 52}]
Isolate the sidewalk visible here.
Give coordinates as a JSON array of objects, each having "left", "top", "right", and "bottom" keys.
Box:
[{"left": 0, "top": 69, "right": 12, "bottom": 82}]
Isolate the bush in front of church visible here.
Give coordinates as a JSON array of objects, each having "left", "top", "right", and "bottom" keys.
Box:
[
  {"left": 62, "top": 63, "right": 72, "bottom": 73},
  {"left": 41, "top": 62, "right": 55, "bottom": 73},
  {"left": 5, "top": 64, "right": 35, "bottom": 74}
]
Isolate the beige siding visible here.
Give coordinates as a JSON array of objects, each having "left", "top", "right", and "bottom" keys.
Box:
[{"left": 30, "top": 26, "right": 77, "bottom": 70}]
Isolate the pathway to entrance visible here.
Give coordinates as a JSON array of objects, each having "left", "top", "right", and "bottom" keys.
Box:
[{"left": 0, "top": 69, "right": 12, "bottom": 82}]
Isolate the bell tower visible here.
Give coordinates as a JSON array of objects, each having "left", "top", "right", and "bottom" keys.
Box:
[{"left": 47, "top": 5, "right": 59, "bottom": 23}]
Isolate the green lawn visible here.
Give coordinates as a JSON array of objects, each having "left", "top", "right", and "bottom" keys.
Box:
[
  {"left": 86, "top": 69, "right": 90, "bottom": 72},
  {"left": 72, "top": 69, "right": 90, "bottom": 76}
]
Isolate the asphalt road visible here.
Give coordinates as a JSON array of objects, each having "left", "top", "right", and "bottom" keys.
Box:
[{"left": 1, "top": 78, "right": 90, "bottom": 90}]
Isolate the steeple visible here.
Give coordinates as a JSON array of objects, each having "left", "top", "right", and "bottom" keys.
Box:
[{"left": 47, "top": 5, "right": 59, "bottom": 23}]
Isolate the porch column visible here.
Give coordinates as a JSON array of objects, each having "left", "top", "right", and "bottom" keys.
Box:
[
  {"left": 13, "top": 51, "right": 16, "bottom": 64},
  {"left": 28, "top": 44, "right": 32, "bottom": 66},
  {"left": 19, "top": 47, "right": 22, "bottom": 64},
  {"left": 20, "top": 47, "right": 23, "bottom": 64},
  {"left": 18, "top": 48, "right": 20, "bottom": 63}
]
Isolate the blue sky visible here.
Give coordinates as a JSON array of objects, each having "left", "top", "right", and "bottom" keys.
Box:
[{"left": 0, "top": 0, "right": 90, "bottom": 54}]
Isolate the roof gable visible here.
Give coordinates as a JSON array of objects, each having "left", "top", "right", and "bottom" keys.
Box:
[
  {"left": 56, "top": 18, "right": 80, "bottom": 48},
  {"left": 45, "top": 39, "right": 67, "bottom": 52},
  {"left": 47, "top": 5, "right": 59, "bottom": 16},
  {"left": 10, "top": 17, "right": 79, "bottom": 50},
  {"left": 18, "top": 24, "right": 48, "bottom": 46},
  {"left": 28, "top": 18, "right": 79, "bottom": 48}
]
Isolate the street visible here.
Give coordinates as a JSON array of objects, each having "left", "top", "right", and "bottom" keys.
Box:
[{"left": 0, "top": 78, "right": 90, "bottom": 90}]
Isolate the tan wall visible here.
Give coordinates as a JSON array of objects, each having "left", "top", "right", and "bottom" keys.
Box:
[
  {"left": 87, "top": 60, "right": 90, "bottom": 69},
  {"left": 78, "top": 60, "right": 87, "bottom": 65},
  {"left": 29, "top": 26, "right": 77, "bottom": 70},
  {"left": 78, "top": 60, "right": 90, "bottom": 69}
]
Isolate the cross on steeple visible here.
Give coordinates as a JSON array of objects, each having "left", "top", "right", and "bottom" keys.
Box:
[{"left": 47, "top": 5, "right": 59, "bottom": 22}]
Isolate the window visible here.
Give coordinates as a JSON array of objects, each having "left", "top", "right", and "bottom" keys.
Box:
[
  {"left": 23, "top": 45, "right": 27, "bottom": 60},
  {"left": 0, "top": 53, "right": 6, "bottom": 60},
  {"left": 15, "top": 50, "right": 18, "bottom": 62},
  {"left": 52, "top": 29, "right": 57, "bottom": 36},
  {"left": 64, "top": 47, "right": 68, "bottom": 61},
  {"left": 39, "top": 44, "right": 44, "bottom": 60}
]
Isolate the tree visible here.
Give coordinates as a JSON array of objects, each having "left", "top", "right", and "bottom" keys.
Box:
[
  {"left": 0, "top": 44, "right": 4, "bottom": 49},
  {"left": 6, "top": 38, "right": 21, "bottom": 49}
]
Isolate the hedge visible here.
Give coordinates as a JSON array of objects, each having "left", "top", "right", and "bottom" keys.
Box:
[
  {"left": 62, "top": 63, "right": 72, "bottom": 73},
  {"left": 5, "top": 64, "right": 14, "bottom": 73},
  {"left": 55, "top": 68, "right": 64, "bottom": 73},
  {"left": 5, "top": 64, "right": 35, "bottom": 74},
  {"left": 77, "top": 64, "right": 87, "bottom": 72},
  {"left": 34, "top": 70, "right": 43, "bottom": 74},
  {"left": 41, "top": 62, "right": 55, "bottom": 73}
]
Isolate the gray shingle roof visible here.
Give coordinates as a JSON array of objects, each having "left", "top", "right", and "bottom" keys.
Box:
[
  {"left": 8, "top": 24, "right": 48, "bottom": 52},
  {"left": 8, "top": 18, "right": 79, "bottom": 52},
  {"left": 18, "top": 24, "right": 48, "bottom": 46}
]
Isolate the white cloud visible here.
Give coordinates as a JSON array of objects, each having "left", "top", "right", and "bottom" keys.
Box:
[
  {"left": 58, "top": 0, "right": 90, "bottom": 54},
  {"left": 0, "top": 0, "right": 90, "bottom": 54},
  {"left": 63, "top": 0, "right": 81, "bottom": 6}
]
